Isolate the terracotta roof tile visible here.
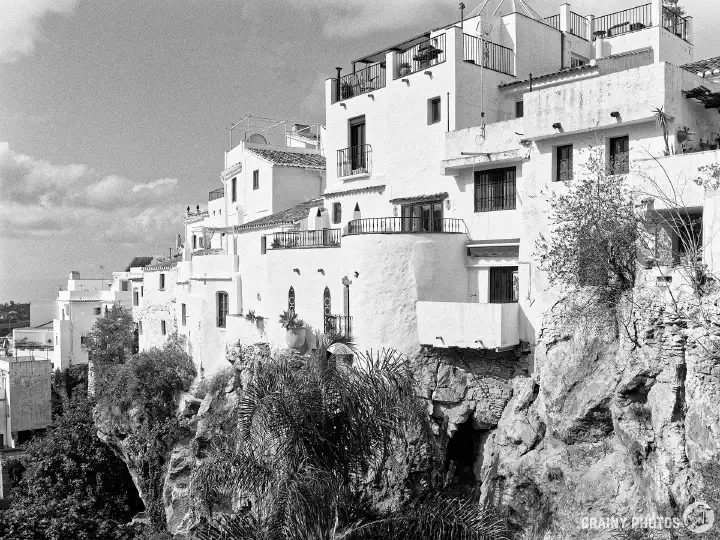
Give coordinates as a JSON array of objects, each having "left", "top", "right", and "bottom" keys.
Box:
[
  {"left": 682, "top": 56, "right": 720, "bottom": 76},
  {"left": 235, "top": 198, "right": 322, "bottom": 231},
  {"left": 247, "top": 149, "right": 326, "bottom": 170},
  {"left": 124, "top": 257, "right": 154, "bottom": 271}
]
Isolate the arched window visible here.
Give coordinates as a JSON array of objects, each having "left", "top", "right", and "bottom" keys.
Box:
[
  {"left": 323, "top": 287, "right": 332, "bottom": 332},
  {"left": 288, "top": 286, "right": 295, "bottom": 314},
  {"left": 217, "top": 291, "right": 228, "bottom": 328}
]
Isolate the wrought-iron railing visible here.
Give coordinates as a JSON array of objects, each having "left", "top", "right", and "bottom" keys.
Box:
[
  {"left": 338, "top": 63, "right": 386, "bottom": 101},
  {"left": 324, "top": 314, "right": 353, "bottom": 336},
  {"left": 347, "top": 217, "right": 467, "bottom": 235},
  {"left": 543, "top": 14, "right": 560, "bottom": 30},
  {"left": 271, "top": 229, "right": 342, "bottom": 249},
  {"left": 594, "top": 4, "right": 652, "bottom": 38},
  {"left": 208, "top": 187, "right": 224, "bottom": 201},
  {"left": 662, "top": 6, "right": 691, "bottom": 43},
  {"left": 395, "top": 33, "right": 446, "bottom": 78},
  {"left": 569, "top": 11, "right": 590, "bottom": 40},
  {"left": 337, "top": 144, "right": 372, "bottom": 177},
  {"left": 463, "top": 34, "right": 514, "bottom": 76}
]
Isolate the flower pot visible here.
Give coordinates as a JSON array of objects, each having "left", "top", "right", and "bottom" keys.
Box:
[{"left": 285, "top": 327, "right": 306, "bottom": 350}]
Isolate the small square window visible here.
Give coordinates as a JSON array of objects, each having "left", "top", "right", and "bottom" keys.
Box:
[
  {"left": 253, "top": 170, "right": 259, "bottom": 190},
  {"left": 428, "top": 97, "right": 441, "bottom": 125},
  {"left": 333, "top": 202, "right": 342, "bottom": 224},
  {"left": 515, "top": 101, "right": 524, "bottom": 118},
  {"left": 94, "top": 307, "right": 101, "bottom": 315}
]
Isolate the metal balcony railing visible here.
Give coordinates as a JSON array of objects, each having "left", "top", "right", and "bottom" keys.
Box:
[
  {"left": 338, "top": 63, "right": 386, "bottom": 101},
  {"left": 337, "top": 144, "right": 372, "bottom": 177},
  {"left": 543, "top": 14, "right": 560, "bottom": 29},
  {"left": 569, "top": 11, "right": 590, "bottom": 40},
  {"left": 594, "top": 4, "right": 652, "bottom": 38},
  {"left": 208, "top": 187, "right": 224, "bottom": 201},
  {"left": 662, "top": 6, "right": 692, "bottom": 43},
  {"left": 395, "top": 34, "right": 446, "bottom": 78},
  {"left": 271, "top": 229, "right": 342, "bottom": 249},
  {"left": 347, "top": 217, "right": 467, "bottom": 235},
  {"left": 463, "top": 34, "right": 514, "bottom": 76},
  {"left": 324, "top": 314, "right": 353, "bottom": 336}
]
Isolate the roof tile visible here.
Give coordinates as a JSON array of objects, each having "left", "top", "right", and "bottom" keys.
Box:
[
  {"left": 235, "top": 198, "right": 322, "bottom": 231},
  {"left": 247, "top": 149, "right": 326, "bottom": 170}
]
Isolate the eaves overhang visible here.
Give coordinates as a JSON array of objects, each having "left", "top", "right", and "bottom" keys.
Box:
[
  {"left": 441, "top": 149, "right": 530, "bottom": 176},
  {"left": 526, "top": 115, "right": 666, "bottom": 142}
]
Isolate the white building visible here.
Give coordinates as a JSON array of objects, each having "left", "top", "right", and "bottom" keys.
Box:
[
  {"left": 52, "top": 258, "right": 152, "bottom": 371},
  {"left": 140, "top": 0, "right": 717, "bottom": 376}
]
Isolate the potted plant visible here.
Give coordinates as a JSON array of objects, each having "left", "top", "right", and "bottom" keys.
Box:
[
  {"left": 398, "top": 62, "right": 411, "bottom": 77},
  {"left": 340, "top": 80, "right": 355, "bottom": 100},
  {"left": 279, "top": 310, "right": 306, "bottom": 349}
]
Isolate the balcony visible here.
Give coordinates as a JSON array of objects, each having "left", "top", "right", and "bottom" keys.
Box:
[
  {"left": 416, "top": 301, "right": 519, "bottom": 350},
  {"left": 347, "top": 217, "right": 467, "bottom": 235},
  {"left": 270, "top": 229, "right": 342, "bottom": 249},
  {"left": 395, "top": 33, "right": 446, "bottom": 79},
  {"left": 337, "top": 144, "right": 372, "bottom": 178},
  {"left": 462, "top": 34, "right": 514, "bottom": 76},
  {"left": 209, "top": 187, "right": 224, "bottom": 201},
  {"left": 338, "top": 63, "right": 386, "bottom": 101},
  {"left": 593, "top": 4, "right": 692, "bottom": 43},
  {"left": 324, "top": 314, "right": 352, "bottom": 336}
]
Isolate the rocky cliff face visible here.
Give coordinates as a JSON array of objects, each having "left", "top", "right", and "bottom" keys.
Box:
[{"left": 96, "top": 295, "right": 720, "bottom": 538}]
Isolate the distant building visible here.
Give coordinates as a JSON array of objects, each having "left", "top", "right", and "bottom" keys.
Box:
[{"left": 0, "top": 356, "right": 52, "bottom": 448}]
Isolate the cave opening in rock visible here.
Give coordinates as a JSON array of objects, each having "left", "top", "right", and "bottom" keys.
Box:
[{"left": 445, "top": 419, "right": 489, "bottom": 486}]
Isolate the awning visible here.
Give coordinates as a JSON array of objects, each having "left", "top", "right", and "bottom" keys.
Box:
[
  {"left": 467, "top": 239, "right": 520, "bottom": 258},
  {"left": 389, "top": 192, "right": 448, "bottom": 205},
  {"left": 684, "top": 86, "right": 720, "bottom": 111}
]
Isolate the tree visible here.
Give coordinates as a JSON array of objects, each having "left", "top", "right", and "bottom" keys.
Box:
[
  {"left": 191, "top": 336, "right": 509, "bottom": 540},
  {"left": 663, "top": 0, "right": 685, "bottom": 16},
  {"left": 0, "top": 393, "right": 144, "bottom": 539},
  {"left": 536, "top": 145, "right": 638, "bottom": 305},
  {"left": 82, "top": 303, "right": 136, "bottom": 365}
]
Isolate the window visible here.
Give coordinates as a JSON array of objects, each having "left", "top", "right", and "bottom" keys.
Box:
[
  {"left": 261, "top": 236, "right": 267, "bottom": 255},
  {"left": 333, "top": 202, "right": 342, "bottom": 224},
  {"left": 141, "top": 286, "right": 144, "bottom": 297},
  {"left": 556, "top": 144, "right": 573, "bottom": 182},
  {"left": 80, "top": 335, "right": 87, "bottom": 346},
  {"left": 133, "top": 290, "right": 139, "bottom": 306},
  {"left": 161, "top": 320, "right": 167, "bottom": 336},
  {"left": 515, "top": 100, "right": 524, "bottom": 118},
  {"left": 121, "top": 280, "right": 129, "bottom": 291},
  {"left": 94, "top": 307, "right": 101, "bottom": 315},
  {"left": 288, "top": 287, "right": 295, "bottom": 314},
  {"left": 570, "top": 54, "right": 587, "bottom": 68},
  {"left": 217, "top": 292, "right": 229, "bottom": 328},
  {"left": 401, "top": 201, "right": 443, "bottom": 232},
  {"left": 489, "top": 267, "right": 519, "bottom": 303},
  {"left": 253, "top": 170, "right": 259, "bottom": 190},
  {"left": 428, "top": 97, "right": 441, "bottom": 124},
  {"left": 231, "top": 177, "right": 237, "bottom": 202},
  {"left": 159, "top": 273, "right": 165, "bottom": 290},
  {"left": 139, "top": 321, "right": 143, "bottom": 335},
  {"left": 609, "top": 136, "right": 630, "bottom": 174},
  {"left": 675, "top": 213, "right": 703, "bottom": 263},
  {"left": 181, "top": 303, "right": 187, "bottom": 326},
  {"left": 474, "top": 167, "right": 516, "bottom": 212},
  {"left": 193, "top": 235, "right": 197, "bottom": 249}
]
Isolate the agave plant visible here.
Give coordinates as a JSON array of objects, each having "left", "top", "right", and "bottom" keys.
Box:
[
  {"left": 190, "top": 337, "right": 510, "bottom": 540},
  {"left": 278, "top": 310, "right": 304, "bottom": 330}
]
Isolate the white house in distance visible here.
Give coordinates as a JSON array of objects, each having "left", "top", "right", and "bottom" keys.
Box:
[
  {"left": 53, "top": 258, "right": 152, "bottom": 371},
  {"left": 137, "top": 0, "right": 719, "bottom": 378}
]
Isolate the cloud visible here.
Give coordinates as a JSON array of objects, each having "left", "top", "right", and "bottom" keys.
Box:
[
  {"left": 284, "top": 0, "right": 451, "bottom": 39},
  {"left": 0, "top": 0, "right": 80, "bottom": 62},
  {"left": 0, "top": 142, "right": 184, "bottom": 242}
]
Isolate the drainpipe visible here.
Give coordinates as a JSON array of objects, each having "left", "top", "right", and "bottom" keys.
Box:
[{"left": 335, "top": 67, "right": 342, "bottom": 102}]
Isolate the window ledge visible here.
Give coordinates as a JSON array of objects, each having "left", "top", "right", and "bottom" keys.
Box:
[{"left": 338, "top": 172, "right": 371, "bottom": 182}]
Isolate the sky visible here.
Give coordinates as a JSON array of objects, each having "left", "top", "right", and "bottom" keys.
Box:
[{"left": 0, "top": 0, "right": 718, "bottom": 302}]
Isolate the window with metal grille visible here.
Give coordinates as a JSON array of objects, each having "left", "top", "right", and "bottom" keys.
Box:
[
  {"left": 474, "top": 167, "right": 516, "bottom": 212},
  {"left": 428, "top": 97, "right": 441, "bottom": 124},
  {"left": 556, "top": 144, "right": 573, "bottom": 182},
  {"left": 609, "top": 136, "right": 630, "bottom": 174},
  {"left": 288, "top": 286, "right": 295, "bottom": 314},
  {"left": 489, "top": 266, "right": 519, "bottom": 303},
  {"left": 217, "top": 292, "right": 228, "bottom": 328},
  {"left": 253, "top": 170, "right": 259, "bottom": 190}
]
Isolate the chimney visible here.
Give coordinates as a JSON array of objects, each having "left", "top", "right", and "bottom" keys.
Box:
[{"left": 69, "top": 271, "right": 80, "bottom": 280}]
